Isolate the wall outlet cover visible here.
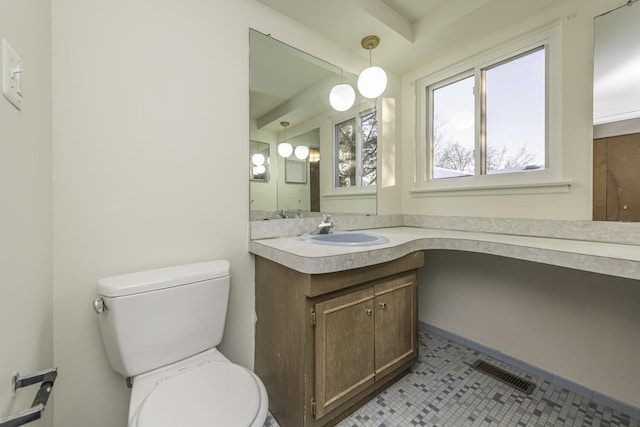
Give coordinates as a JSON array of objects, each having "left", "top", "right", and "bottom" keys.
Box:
[{"left": 2, "top": 38, "right": 23, "bottom": 110}]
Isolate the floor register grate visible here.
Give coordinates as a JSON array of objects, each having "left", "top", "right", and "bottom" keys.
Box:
[{"left": 471, "top": 359, "right": 536, "bottom": 394}]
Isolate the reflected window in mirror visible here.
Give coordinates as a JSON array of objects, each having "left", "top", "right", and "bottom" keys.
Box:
[
  {"left": 249, "top": 28, "right": 377, "bottom": 219},
  {"left": 335, "top": 109, "right": 377, "bottom": 188},
  {"left": 285, "top": 158, "right": 307, "bottom": 184}
]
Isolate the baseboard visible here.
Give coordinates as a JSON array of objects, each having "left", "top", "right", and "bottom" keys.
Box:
[{"left": 420, "top": 321, "right": 640, "bottom": 420}]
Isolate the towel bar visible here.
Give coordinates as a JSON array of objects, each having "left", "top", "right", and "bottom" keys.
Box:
[{"left": 0, "top": 368, "right": 57, "bottom": 427}]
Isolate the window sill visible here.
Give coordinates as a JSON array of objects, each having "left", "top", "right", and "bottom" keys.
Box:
[
  {"left": 323, "top": 188, "right": 377, "bottom": 198},
  {"left": 410, "top": 179, "right": 572, "bottom": 197}
]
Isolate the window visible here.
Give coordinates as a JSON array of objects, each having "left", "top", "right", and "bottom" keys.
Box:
[
  {"left": 335, "top": 110, "right": 377, "bottom": 188},
  {"left": 432, "top": 74, "right": 476, "bottom": 179},
  {"left": 415, "top": 24, "right": 564, "bottom": 193},
  {"left": 431, "top": 47, "right": 545, "bottom": 180},
  {"left": 484, "top": 48, "right": 545, "bottom": 175}
]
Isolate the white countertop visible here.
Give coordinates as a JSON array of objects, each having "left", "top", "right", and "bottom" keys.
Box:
[{"left": 249, "top": 226, "right": 640, "bottom": 279}]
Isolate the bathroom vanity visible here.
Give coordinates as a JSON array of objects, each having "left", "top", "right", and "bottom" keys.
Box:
[
  {"left": 254, "top": 251, "right": 424, "bottom": 427},
  {"left": 252, "top": 218, "right": 640, "bottom": 422}
]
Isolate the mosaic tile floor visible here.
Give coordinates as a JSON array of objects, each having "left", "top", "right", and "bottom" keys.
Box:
[{"left": 263, "top": 326, "right": 639, "bottom": 427}]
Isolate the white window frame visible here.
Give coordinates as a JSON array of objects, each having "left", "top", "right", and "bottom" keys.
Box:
[
  {"left": 332, "top": 106, "right": 378, "bottom": 193},
  {"left": 413, "top": 23, "right": 570, "bottom": 196}
]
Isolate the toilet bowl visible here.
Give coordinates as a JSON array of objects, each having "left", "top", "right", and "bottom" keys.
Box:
[
  {"left": 128, "top": 348, "right": 268, "bottom": 427},
  {"left": 94, "top": 260, "right": 268, "bottom": 427}
]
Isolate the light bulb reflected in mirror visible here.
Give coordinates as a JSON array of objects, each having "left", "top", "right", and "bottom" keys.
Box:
[
  {"left": 251, "top": 153, "right": 265, "bottom": 166},
  {"left": 294, "top": 145, "right": 310, "bottom": 160},
  {"left": 277, "top": 142, "right": 293, "bottom": 158},
  {"left": 329, "top": 83, "right": 356, "bottom": 111}
]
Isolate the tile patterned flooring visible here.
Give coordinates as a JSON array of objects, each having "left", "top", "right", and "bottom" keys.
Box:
[{"left": 263, "top": 326, "right": 639, "bottom": 427}]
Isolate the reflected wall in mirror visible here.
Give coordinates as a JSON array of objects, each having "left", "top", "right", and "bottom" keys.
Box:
[
  {"left": 593, "top": 1, "right": 640, "bottom": 222},
  {"left": 593, "top": 1, "right": 640, "bottom": 125},
  {"left": 249, "top": 29, "right": 377, "bottom": 220}
]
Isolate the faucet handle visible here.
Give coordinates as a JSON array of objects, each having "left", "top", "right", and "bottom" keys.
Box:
[{"left": 322, "top": 214, "right": 332, "bottom": 222}]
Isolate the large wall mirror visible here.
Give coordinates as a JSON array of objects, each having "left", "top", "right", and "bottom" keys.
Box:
[
  {"left": 593, "top": 1, "right": 640, "bottom": 222},
  {"left": 249, "top": 29, "right": 377, "bottom": 220}
]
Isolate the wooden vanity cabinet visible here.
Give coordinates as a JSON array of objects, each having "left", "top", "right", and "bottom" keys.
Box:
[{"left": 255, "top": 251, "right": 424, "bottom": 427}]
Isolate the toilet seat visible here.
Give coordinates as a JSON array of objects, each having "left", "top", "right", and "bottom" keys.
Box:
[{"left": 132, "top": 361, "right": 263, "bottom": 427}]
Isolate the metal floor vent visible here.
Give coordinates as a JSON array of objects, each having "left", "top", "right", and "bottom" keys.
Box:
[{"left": 471, "top": 360, "right": 536, "bottom": 394}]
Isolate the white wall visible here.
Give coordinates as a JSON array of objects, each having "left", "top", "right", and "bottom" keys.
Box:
[
  {"left": 0, "top": 1, "right": 53, "bottom": 425},
  {"left": 400, "top": 0, "right": 620, "bottom": 220},
  {"left": 419, "top": 251, "right": 640, "bottom": 408},
  {"left": 51, "top": 1, "right": 369, "bottom": 426},
  {"left": 42, "top": 0, "right": 638, "bottom": 425},
  {"left": 406, "top": 0, "right": 640, "bottom": 410}
]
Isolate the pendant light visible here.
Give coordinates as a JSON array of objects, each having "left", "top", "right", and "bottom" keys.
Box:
[
  {"left": 329, "top": 70, "right": 356, "bottom": 112},
  {"left": 251, "top": 153, "right": 266, "bottom": 175},
  {"left": 277, "top": 121, "right": 309, "bottom": 160},
  {"left": 294, "top": 145, "right": 310, "bottom": 160},
  {"left": 277, "top": 121, "right": 293, "bottom": 158},
  {"left": 357, "top": 35, "right": 387, "bottom": 99},
  {"left": 251, "top": 153, "right": 265, "bottom": 166}
]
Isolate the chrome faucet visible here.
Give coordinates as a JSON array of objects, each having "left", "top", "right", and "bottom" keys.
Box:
[
  {"left": 277, "top": 209, "right": 288, "bottom": 219},
  {"left": 312, "top": 214, "right": 335, "bottom": 235}
]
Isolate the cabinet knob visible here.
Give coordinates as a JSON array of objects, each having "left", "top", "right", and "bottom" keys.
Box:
[
  {"left": 366, "top": 308, "right": 373, "bottom": 316},
  {"left": 380, "top": 302, "right": 387, "bottom": 310}
]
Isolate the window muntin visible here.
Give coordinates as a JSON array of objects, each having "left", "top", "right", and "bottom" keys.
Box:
[{"left": 335, "top": 110, "right": 377, "bottom": 188}]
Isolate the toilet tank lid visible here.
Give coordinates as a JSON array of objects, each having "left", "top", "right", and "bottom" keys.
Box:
[{"left": 97, "top": 260, "right": 230, "bottom": 297}]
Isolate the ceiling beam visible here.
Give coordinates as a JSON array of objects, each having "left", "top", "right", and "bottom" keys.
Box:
[
  {"left": 354, "top": 0, "right": 414, "bottom": 43},
  {"left": 256, "top": 77, "right": 338, "bottom": 129}
]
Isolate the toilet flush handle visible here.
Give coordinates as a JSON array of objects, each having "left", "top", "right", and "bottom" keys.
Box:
[{"left": 93, "top": 297, "right": 107, "bottom": 314}]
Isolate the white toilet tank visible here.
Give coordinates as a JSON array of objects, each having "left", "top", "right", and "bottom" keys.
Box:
[{"left": 95, "top": 260, "right": 230, "bottom": 378}]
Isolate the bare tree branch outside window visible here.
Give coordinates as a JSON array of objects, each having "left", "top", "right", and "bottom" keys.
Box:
[
  {"left": 361, "top": 111, "right": 377, "bottom": 186},
  {"left": 433, "top": 113, "right": 538, "bottom": 177},
  {"left": 335, "top": 111, "right": 377, "bottom": 187}
]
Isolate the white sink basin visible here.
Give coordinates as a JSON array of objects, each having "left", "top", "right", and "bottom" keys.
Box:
[{"left": 299, "top": 232, "right": 389, "bottom": 246}]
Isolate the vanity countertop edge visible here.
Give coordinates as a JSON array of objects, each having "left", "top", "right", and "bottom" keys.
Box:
[{"left": 249, "top": 226, "right": 640, "bottom": 280}]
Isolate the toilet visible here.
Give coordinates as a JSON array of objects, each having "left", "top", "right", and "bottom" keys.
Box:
[{"left": 94, "top": 260, "right": 268, "bottom": 427}]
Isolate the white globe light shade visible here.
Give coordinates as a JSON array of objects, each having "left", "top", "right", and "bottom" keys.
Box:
[
  {"left": 277, "top": 142, "right": 293, "bottom": 158},
  {"left": 357, "top": 66, "right": 387, "bottom": 99},
  {"left": 294, "top": 145, "right": 310, "bottom": 160},
  {"left": 329, "top": 83, "right": 356, "bottom": 111},
  {"left": 254, "top": 165, "right": 266, "bottom": 174},
  {"left": 251, "top": 153, "right": 265, "bottom": 166}
]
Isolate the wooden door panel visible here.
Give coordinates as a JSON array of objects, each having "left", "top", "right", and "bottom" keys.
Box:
[
  {"left": 314, "top": 288, "right": 375, "bottom": 419},
  {"left": 606, "top": 134, "right": 640, "bottom": 221},
  {"left": 593, "top": 138, "right": 607, "bottom": 220},
  {"left": 374, "top": 275, "right": 417, "bottom": 378},
  {"left": 594, "top": 133, "right": 640, "bottom": 221}
]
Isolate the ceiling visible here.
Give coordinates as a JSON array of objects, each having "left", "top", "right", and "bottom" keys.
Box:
[
  {"left": 255, "top": 0, "right": 570, "bottom": 76},
  {"left": 250, "top": 0, "right": 579, "bottom": 134},
  {"left": 250, "top": 29, "right": 362, "bottom": 132}
]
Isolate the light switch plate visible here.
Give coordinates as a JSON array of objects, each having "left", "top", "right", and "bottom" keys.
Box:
[{"left": 2, "top": 38, "right": 23, "bottom": 110}]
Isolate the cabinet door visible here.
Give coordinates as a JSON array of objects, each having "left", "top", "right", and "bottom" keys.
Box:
[
  {"left": 314, "top": 288, "right": 375, "bottom": 419},
  {"left": 374, "top": 274, "right": 417, "bottom": 379}
]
